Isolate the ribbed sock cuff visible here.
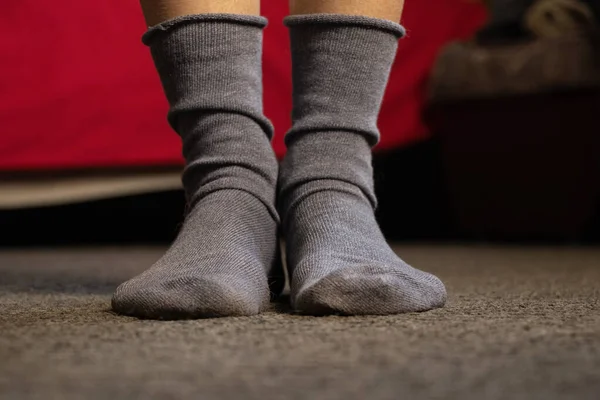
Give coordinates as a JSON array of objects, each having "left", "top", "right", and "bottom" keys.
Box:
[
  {"left": 284, "top": 13, "right": 405, "bottom": 38},
  {"left": 143, "top": 14, "right": 267, "bottom": 45}
]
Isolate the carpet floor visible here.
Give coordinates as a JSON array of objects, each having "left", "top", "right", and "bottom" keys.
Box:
[{"left": 1, "top": 245, "right": 599, "bottom": 400}]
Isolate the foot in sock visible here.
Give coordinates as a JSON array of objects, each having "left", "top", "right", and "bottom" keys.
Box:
[
  {"left": 113, "top": 190, "right": 278, "bottom": 319},
  {"left": 279, "top": 15, "right": 447, "bottom": 315},
  {"left": 112, "top": 15, "right": 282, "bottom": 319}
]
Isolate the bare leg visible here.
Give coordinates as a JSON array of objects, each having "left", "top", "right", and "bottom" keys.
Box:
[
  {"left": 140, "top": 0, "right": 260, "bottom": 26},
  {"left": 289, "top": 0, "right": 404, "bottom": 22},
  {"left": 279, "top": 0, "right": 448, "bottom": 315}
]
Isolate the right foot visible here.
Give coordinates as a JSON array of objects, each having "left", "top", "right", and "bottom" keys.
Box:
[
  {"left": 112, "top": 189, "right": 279, "bottom": 319},
  {"left": 115, "top": 15, "right": 281, "bottom": 320}
]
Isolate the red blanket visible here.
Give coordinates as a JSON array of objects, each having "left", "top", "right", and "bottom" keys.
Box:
[{"left": 0, "top": 0, "right": 485, "bottom": 170}]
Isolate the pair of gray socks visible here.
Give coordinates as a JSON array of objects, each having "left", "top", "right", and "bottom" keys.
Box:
[{"left": 112, "top": 13, "right": 446, "bottom": 319}]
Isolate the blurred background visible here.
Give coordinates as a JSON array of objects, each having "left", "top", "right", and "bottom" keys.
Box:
[{"left": 1, "top": 0, "right": 599, "bottom": 246}]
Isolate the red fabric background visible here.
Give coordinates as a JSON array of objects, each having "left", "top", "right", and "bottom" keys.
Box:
[{"left": 0, "top": 1, "right": 486, "bottom": 171}]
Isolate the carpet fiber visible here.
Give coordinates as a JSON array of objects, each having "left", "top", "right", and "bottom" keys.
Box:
[{"left": 1, "top": 245, "right": 599, "bottom": 400}]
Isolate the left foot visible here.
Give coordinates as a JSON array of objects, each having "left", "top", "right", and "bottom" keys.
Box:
[
  {"left": 285, "top": 187, "right": 447, "bottom": 316},
  {"left": 280, "top": 15, "right": 447, "bottom": 315}
]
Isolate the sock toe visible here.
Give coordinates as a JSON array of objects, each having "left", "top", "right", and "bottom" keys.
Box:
[
  {"left": 292, "top": 265, "right": 447, "bottom": 316},
  {"left": 112, "top": 275, "right": 268, "bottom": 320}
]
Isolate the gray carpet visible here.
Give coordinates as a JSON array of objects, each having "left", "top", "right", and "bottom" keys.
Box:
[{"left": 1, "top": 245, "right": 599, "bottom": 400}]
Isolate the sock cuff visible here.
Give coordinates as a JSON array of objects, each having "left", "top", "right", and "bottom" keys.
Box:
[
  {"left": 143, "top": 14, "right": 268, "bottom": 45},
  {"left": 283, "top": 13, "right": 405, "bottom": 38},
  {"left": 141, "top": 12, "right": 273, "bottom": 137}
]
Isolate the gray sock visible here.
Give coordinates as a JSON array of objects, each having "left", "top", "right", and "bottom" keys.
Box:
[
  {"left": 112, "top": 14, "right": 282, "bottom": 319},
  {"left": 280, "top": 14, "right": 447, "bottom": 315}
]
